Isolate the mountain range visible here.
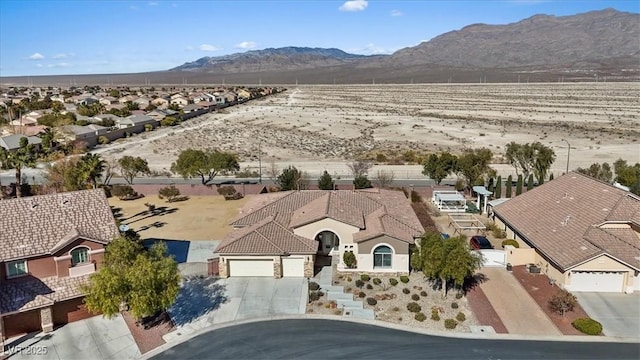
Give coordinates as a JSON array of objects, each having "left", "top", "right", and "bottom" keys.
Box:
[{"left": 2, "top": 8, "right": 638, "bottom": 85}]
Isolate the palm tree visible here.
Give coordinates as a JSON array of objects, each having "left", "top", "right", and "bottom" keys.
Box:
[
  {"left": 0, "top": 137, "right": 38, "bottom": 197},
  {"left": 79, "top": 153, "right": 106, "bottom": 189}
]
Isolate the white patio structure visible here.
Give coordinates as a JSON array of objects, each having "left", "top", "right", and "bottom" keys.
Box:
[
  {"left": 448, "top": 213, "right": 487, "bottom": 235},
  {"left": 432, "top": 190, "right": 467, "bottom": 213},
  {"left": 472, "top": 186, "right": 493, "bottom": 215}
]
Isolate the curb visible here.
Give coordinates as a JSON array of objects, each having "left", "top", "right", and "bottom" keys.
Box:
[{"left": 141, "top": 314, "right": 640, "bottom": 359}]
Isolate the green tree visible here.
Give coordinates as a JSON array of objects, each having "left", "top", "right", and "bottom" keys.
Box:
[
  {"left": 422, "top": 152, "right": 457, "bottom": 185},
  {"left": 576, "top": 162, "right": 613, "bottom": 183},
  {"left": 353, "top": 175, "right": 372, "bottom": 189},
  {"left": 82, "top": 237, "right": 180, "bottom": 320},
  {"left": 455, "top": 148, "right": 495, "bottom": 191},
  {"left": 318, "top": 170, "right": 334, "bottom": 190},
  {"left": 78, "top": 153, "right": 106, "bottom": 189},
  {"left": 414, "top": 231, "right": 483, "bottom": 298},
  {"left": 506, "top": 175, "right": 513, "bottom": 198},
  {"left": 495, "top": 176, "right": 502, "bottom": 198},
  {"left": 505, "top": 142, "right": 556, "bottom": 183},
  {"left": 532, "top": 142, "right": 556, "bottom": 184},
  {"left": 549, "top": 173, "right": 554, "bottom": 181},
  {"left": 170, "top": 149, "right": 240, "bottom": 185},
  {"left": 45, "top": 157, "right": 85, "bottom": 192},
  {"left": 277, "top": 166, "right": 308, "bottom": 191},
  {"left": 516, "top": 174, "right": 523, "bottom": 196},
  {"left": 0, "top": 137, "right": 39, "bottom": 197},
  {"left": 117, "top": 156, "right": 150, "bottom": 184},
  {"left": 527, "top": 174, "right": 534, "bottom": 191},
  {"left": 613, "top": 159, "right": 640, "bottom": 195}
]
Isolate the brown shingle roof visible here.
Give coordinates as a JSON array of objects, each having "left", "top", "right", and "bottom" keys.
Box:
[
  {"left": 223, "top": 189, "right": 424, "bottom": 255},
  {"left": 494, "top": 172, "right": 640, "bottom": 270},
  {"left": 217, "top": 216, "right": 317, "bottom": 255},
  {"left": 0, "top": 189, "right": 119, "bottom": 261}
]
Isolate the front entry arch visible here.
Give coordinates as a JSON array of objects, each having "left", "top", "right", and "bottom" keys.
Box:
[{"left": 316, "top": 230, "right": 339, "bottom": 255}]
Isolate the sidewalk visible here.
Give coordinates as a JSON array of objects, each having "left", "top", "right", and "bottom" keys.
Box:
[{"left": 479, "top": 267, "right": 561, "bottom": 336}]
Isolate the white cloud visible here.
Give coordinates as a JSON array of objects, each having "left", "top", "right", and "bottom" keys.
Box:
[
  {"left": 235, "top": 41, "right": 257, "bottom": 49},
  {"left": 36, "top": 64, "right": 43, "bottom": 68},
  {"left": 349, "top": 43, "right": 397, "bottom": 55},
  {"left": 185, "top": 46, "right": 194, "bottom": 51},
  {"left": 28, "top": 52, "right": 44, "bottom": 60},
  {"left": 148, "top": 1, "right": 158, "bottom": 5},
  {"left": 390, "top": 9, "right": 403, "bottom": 17},
  {"left": 129, "top": 5, "right": 139, "bottom": 10},
  {"left": 339, "top": 0, "right": 368, "bottom": 12},
  {"left": 53, "top": 52, "right": 75, "bottom": 59},
  {"left": 199, "top": 44, "right": 221, "bottom": 52}
]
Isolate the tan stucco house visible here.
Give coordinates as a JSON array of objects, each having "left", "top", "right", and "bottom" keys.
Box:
[
  {"left": 0, "top": 189, "right": 119, "bottom": 344},
  {"left": 216, "top": 189, "right": 424, "bottom": 278},
  {"left": 493, "top": 172, "right": 640, "bottom": 293}
]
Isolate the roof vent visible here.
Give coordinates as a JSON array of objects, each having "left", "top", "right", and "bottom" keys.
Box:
[
  {"left": 560, "top": 215, "right": 571, "bottom": 226},
  {"left": 61, "top": 196, "right": 71, "bottom": 205},
  {"left": 30, "top": 199, "right": 38, "bottom": 209},
  {"left": 580, "top": 246, "right": 588, "bottom": 251}
]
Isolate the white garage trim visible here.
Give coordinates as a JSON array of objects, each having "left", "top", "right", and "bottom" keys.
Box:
[
  {"left": 569, "top": 271, "right": 625, "bottom": 293},
  {"left": 282, "top": 257, "right": 305, "bottom": 277},
  {"left": 228, "top": 259, "right": 274, "bottom": 277}
]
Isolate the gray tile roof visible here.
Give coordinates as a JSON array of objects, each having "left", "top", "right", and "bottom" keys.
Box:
[
  {"left": 223, "top": 189, "right": 424, "bottom": 255},
  {"left": 0, "top": 275, "right": 89, "bottom": 314},
  {"left": 494, "top": 172, "right": 640, "bottom": 270},
  {"left": 0, "top": 189, "right": 119, "bottom": 261},
  {"left": 0, "top": 135, "right": 42, "bottom": 151}
]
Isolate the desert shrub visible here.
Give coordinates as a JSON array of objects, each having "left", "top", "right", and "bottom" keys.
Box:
[
  {"left": 345, "top": 287, "right": 352, "bottom": 292},
  {"left": 414, "top": 312, "right": 427, "bottom": 322},
  {"left": 366, "top": 284, "right": 373, "bottom": 290},
  {"left": 161, "top": 116, "right": 179, "bottom": 127},
  {"left": 455, "top": 293, "right": 463, "bottom": 300},
  {"left": 402, "top": 288, "right": 410, "bottom": 294},
  {"left": 431, "top": 308, "right": 440, "bottom": 321},
  {"left": 501, "top": 239, "right": 519, "bottom": 248},
  {"left": 444, "top": 319, "right": 458, "bottom": 329},
  {"left": 400, "top": 275, "right": 410, "bottom": 283},
  {"left": 366, "top": 297, "right": 377, "bottom": 306},
  {"left": 389, "top": 278, "right": 398, "bottom": 286},
  {"left": 410, "top": 190, "right": 422, "bottom": 203},
  {"left": 217, "top": 186, "right": 243, "bottom": 200},
  {"left": 355, "top": 279, "right": 364, "bottom": 288},
  {"left": 343, "top": 252, "right": 357, "bottom": 268},
  {"left": 549, "top": 289, "right": 577, "bottom": 317},
  {"left": 111, "top": 185, "right": 137, "bottom": 200},
  {"left": 309, "top": 282, "right": 320, "bottom": 291},
  {"left": 571, "top": 318, "right": 603, "bottom": 335},
  {"left": 309, "top": 291, "right": 320, "bottom": 302},
  {"left": 158, "top": 185, "right": 181, "bottom": 203},
  {"left": 360, "top": 274, "right": 370, "bottom": 282},
  {"left": 392, "top": 307, "right": 400, "bottom": 312},
  {"left": 373, "top": 278, "right": 382, "bottom": 285},
  {"left": 420, "top": 291, "right": 428, "bottom": 297},
  {"left": 493, "top": 228, "right": 507, "bottom": 239},
  {"left": 451, "top": 302, "right": 459, "bottom": 309},
  {"left": 358, "top": 291, "right": 366, "bottom": 298},
  {"left": 98, "top": 136, "right": 109, "bottom": 145},
  {"left": 317, "top": 291, "right": 324, "bottom": 297},
  {"left": 411, "top": 294, "right": 420, "bottom": 301},
  {"left": 406, "top": 302, "right": 422, "bottom": 313},
  {"left": 346, "top": 276, "right": 352, "bottom": 282},
  {"left": 456, "top": 312, "right": 466, "bottom": 322}
]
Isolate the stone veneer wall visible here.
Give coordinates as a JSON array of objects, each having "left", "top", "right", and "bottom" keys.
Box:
[
  {"left": 218, "top": 258, "right": 228, "bottom": 278},
  {"left": 273, "top": 260, "right": 282, "bottom": 278}
]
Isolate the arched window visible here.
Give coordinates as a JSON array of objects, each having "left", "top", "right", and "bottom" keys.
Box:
[
  {"left": 71, "top": 247, "right": 89, "bottom": 266},
  {"left": 373, "top": 245, "right": 392, "bottom": 269}
]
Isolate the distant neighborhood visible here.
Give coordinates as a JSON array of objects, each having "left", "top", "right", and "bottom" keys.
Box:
[{"left": 0, "top": 85, "right": 284, "bottom": 150}]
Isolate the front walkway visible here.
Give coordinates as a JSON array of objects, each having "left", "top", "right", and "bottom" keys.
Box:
[
  {"left": 3, "top": 315, "right": 139, "bottom": 360},
  {"left": 479, "top": 267, "right": 561, "bottom": 336}
]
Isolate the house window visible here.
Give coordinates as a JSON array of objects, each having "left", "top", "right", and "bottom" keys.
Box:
[
  {"left": 6, "top": 260, "right": 28, "bottom": 278},
  {"left": 71, "top": 247, "right": 89, "bottom": 266},
  {"left": 373, "top": 245, "right": 392, "bottom": 269}
]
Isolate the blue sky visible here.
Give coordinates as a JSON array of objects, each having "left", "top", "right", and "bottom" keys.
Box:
[{"left": 1, "top": 0, "right": 638, "bottom": 76}]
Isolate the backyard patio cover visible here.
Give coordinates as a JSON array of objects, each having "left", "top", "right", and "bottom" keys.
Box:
[{"left": 472, "top": 186, "right": 493, "bottom": 196}]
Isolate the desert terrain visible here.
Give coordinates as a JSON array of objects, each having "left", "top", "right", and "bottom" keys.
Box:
[{"left": 95, "top": 83, "right": 640, "bottom": 179}]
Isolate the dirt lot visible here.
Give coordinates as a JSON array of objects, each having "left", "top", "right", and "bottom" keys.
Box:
[
  {"left": 108, "top": 195, "right": 249, "bottom": 240},
  {"left": 94, "top": 83, "right": 640, "bottom": 179}
]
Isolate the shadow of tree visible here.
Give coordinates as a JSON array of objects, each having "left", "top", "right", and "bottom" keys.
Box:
[
  {"left": 123, "top": 207, "right": 178, "bottom": 224},
  {"left": 168, "top": 276, "right": 228, "bottom": 327},
  {"left": 463, "top": 272, "right": 488, "bottom": 293}
]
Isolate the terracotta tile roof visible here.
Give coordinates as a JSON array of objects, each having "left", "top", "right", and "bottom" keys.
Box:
[
  {"left": 494, "top": 172, "right": 640, "bottom": 270},
  {"left": 217, "top": 216, "right": 317, "bottom": 255},
  {"left": 0, "top": 189, "right": 119, "bottom": 261},
  {"left": 224, "top": 189, "right": 424, "bottom": 255},
  {"left": 0, "top": 275, "right": 89, "bottom": 314},
  {"left": 583, "top": 227, "right": 640, "bottom": 269}
]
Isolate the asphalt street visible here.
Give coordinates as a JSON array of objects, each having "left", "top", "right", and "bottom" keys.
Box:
[{"left": 150, "top": 319, "right": 640, "bottom": 360}]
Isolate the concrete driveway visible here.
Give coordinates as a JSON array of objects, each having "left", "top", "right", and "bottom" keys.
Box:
[
  {"left": 3, "top": 315, "right": 139, "bottom": 360},
  {"left": 575, "top": 292, "right": 640, "bottom": 339},
  {"left": 164, "top": 277, "right": 306, "bottom": 343},
  {"left": 479, "top": 267, "right": 561, "bottom": 335}
]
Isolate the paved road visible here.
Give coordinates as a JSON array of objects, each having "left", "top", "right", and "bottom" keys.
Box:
[
  {"left": 150, "top": 319, "right": 639, "bottom": 360},
  {"left": 576, "top": 292, "right": 640, "bottom": 339},
  {"left": 479, "top": 267, "right": 561, "bottom": 335}
]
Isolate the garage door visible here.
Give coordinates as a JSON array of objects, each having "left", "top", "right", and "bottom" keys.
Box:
[
  {"left": 282, "top": 257, "right": 305, "bottom": 277},
  {"left": 53, "top": 297, "right": 96, "bottom": 325},
  {"left": 228, "top": 259, "right": 274, "bottom": 277},
  {"left": 3, "top": 309, "right": 41, "bottom": 338},
  {"left": 570, "top": 271, "right": 625, "bottom": 292}
]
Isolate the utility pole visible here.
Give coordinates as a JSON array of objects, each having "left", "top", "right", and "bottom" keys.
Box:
[
  {"left": 561, "top": 139, "right": 571, "bottom": 174},
  {"left": 258, "top": 140, "right": 262, "bottom": 184}
]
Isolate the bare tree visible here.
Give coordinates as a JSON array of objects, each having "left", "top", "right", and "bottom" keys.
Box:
[
  {"left": 374, "top": 169, "right": 395, "bottom": 188},
  {"left": 347, "top": 160, "right": 372, "bottom": 178},
  {"left": 103, "top": 160, "right": 117, "bottom": 186},
  {"left": 266, "top": 158, "right": 280, "bottom": 181}
]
